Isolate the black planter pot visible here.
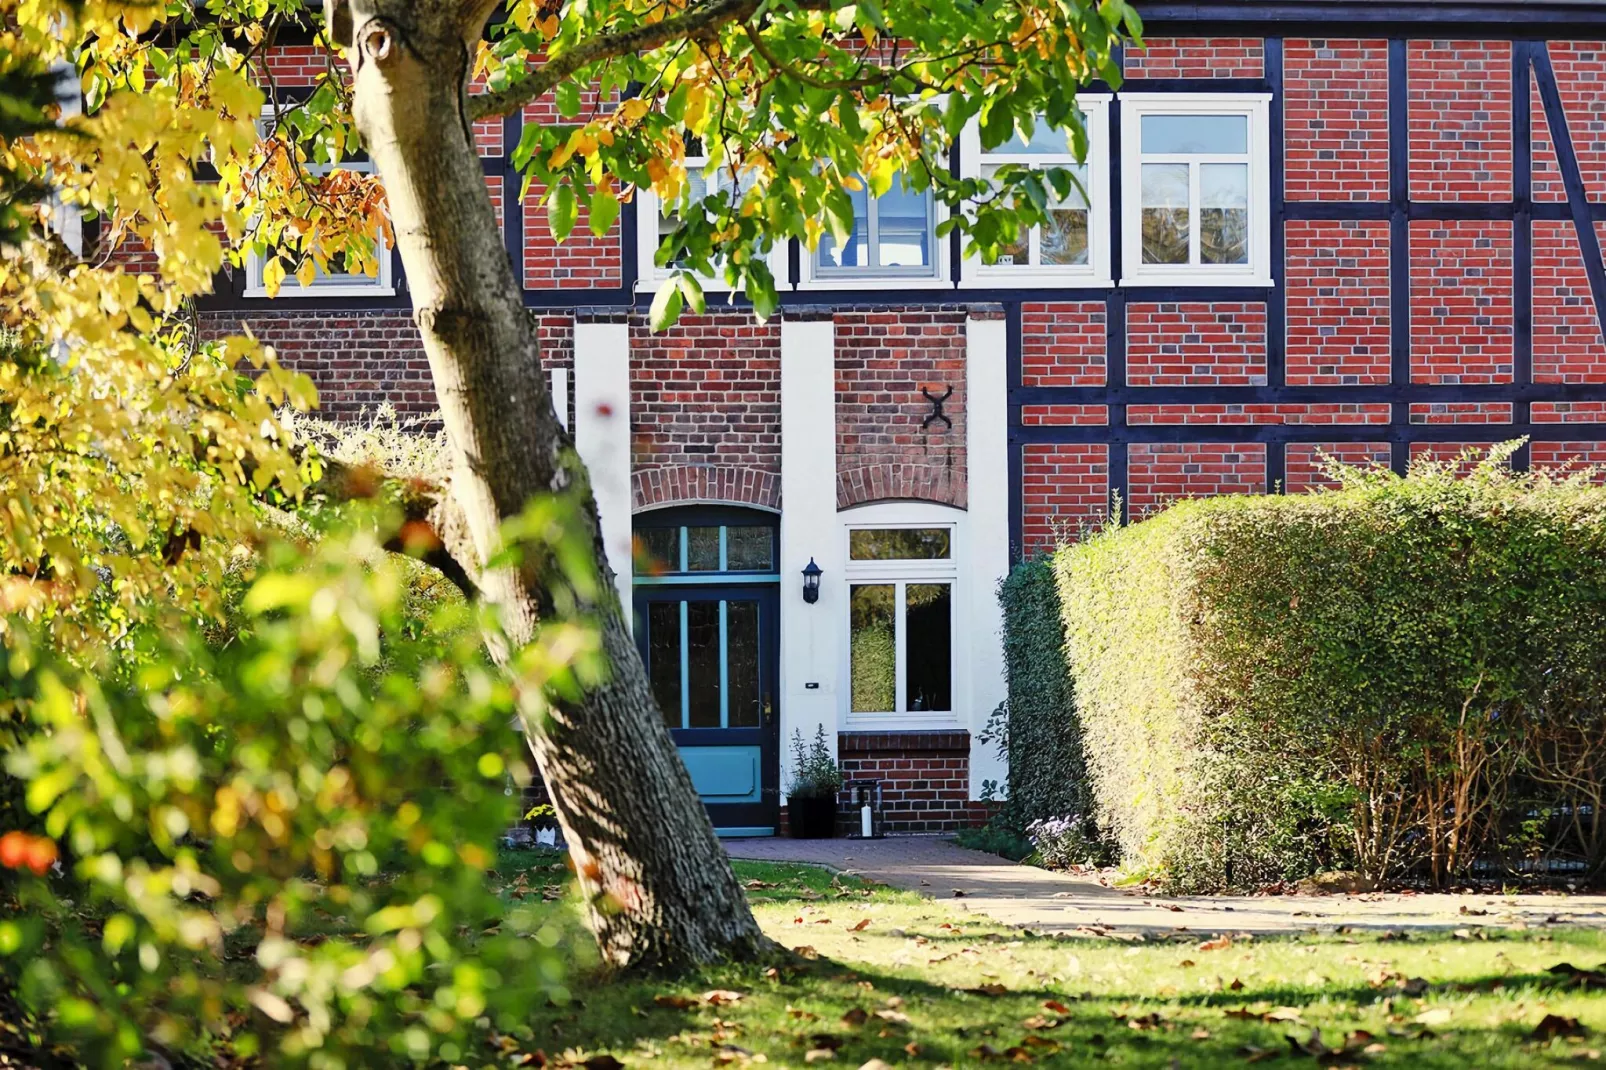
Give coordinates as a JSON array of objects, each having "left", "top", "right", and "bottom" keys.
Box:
[{"left": 788, "top": 793, "right": 838, "bottom": 839}]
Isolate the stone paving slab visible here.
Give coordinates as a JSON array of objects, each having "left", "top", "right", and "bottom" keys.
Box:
[{"left": 725, "top": 836, "right": 1606, "bottom": 936}]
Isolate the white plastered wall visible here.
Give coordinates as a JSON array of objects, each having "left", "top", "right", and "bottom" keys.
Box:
[
  {"left": 572, "top": 321, "right": 634, "bottom": 623},
  {"left": 966, "top": 313, "right": 1010, "bottom": 798}
]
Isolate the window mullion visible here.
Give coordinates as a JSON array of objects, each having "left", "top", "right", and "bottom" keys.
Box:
[
  {"left": 1189, "top": 161, "right": 1201, "bottom": 267},
  {"left": 866, "top": 187, "right": 880, "bottom": 269},
  {"left": 894, "top": 580, "right": 907, "bottom": 716}
]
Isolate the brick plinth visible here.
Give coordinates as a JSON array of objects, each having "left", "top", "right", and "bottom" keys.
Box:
[{"left": 835, "top": 731, "right": 982, "bottom": 834}]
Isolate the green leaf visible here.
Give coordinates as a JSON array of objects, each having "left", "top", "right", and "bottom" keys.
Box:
[
  {"left": 555, "top": 81, "right": 581, "bottom": 119},
  {"left": 649, "top": 279, "right": 684, "bottom": 331},
  {"left": 549, "top": 183, "right": 577, "bottom": 242},
  {"left": 589, "top": 188, "right": 620, "bottom": 237}
]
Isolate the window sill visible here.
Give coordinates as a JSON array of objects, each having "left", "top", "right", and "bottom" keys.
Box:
[
  {"left": 797, "top": 275, "right": 952, "bottom": 292},
  {"left": 843, "top": 713, "right": 963, "bottom": 732},
  {"left": 1117, "top": 273, "right": 1274, "bottom": 289},
  {"left": 958, "top": 273, "right": 1113, "bottom": 290},
  {"left": 242, "top": 284, "right": 398, "bottom": 299},
  {"left": 635, "top": 277, "right": 738, "bottom": 295}
]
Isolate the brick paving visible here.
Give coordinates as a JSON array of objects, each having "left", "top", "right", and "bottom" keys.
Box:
[{"left": 725, "top": 836, "right": 1606, "bottom": 936}]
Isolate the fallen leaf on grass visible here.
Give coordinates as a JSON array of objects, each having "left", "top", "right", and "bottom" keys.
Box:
[
  {"left": 1533, "top": 1014, "right": 1590, "bottom": 1040},
  {"left": 653, "top": 995, "right": 698, "bottom": 1010},
  {"left": 972, "top": 983, "right": 1010, "bottom": 997},
  {"left": 873, "top": 1009, "right": 911, "bottom": 1025},
  {"left": 1548, "top": 962, "right": 1606, "bottom": 988},
  {"left": 803, "top": 1050, "right": 835, "bottom": 1063},
  {"left": 806, "top": 1034, "right": 844, "bottom": 1051},
  {"left": 859, "top": 1061, "right": 893, "bottom": 1070},
  {"left": 840, "top": 1008, "right": 869, "bottom": 1027},
  {"left": 1199, "top": 935, "right": 1233, "bottom": 952},
  {"left": 1019, "top": 1036, "right": 1061, "bottom": 1053},
  {"left": 744, "top": 880, "right": 777, "bottom": 890},
  {"left": 849, "top": 918, "right": 871, "bottom": 932},
  {"left": 1413, "top": 1007, "right": 1452, "bottom": 1027},
  {"left": 793, "top": 946, "right": 820, "bottom": 960},
  {"left": 702, "top": 990, "right": 745, "bottom": 1006},
  {"left": 1192, "top": 1028, "right": 1212, "bottom": 1040}
]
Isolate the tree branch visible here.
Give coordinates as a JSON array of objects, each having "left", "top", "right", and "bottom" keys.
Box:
[{"left": 467, "top": 0, "right": 827, "bottom": 120}]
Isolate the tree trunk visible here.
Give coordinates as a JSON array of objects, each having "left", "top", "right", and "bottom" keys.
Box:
[{"left": 324, "top": 0, "right": 770, "bottom": 970}]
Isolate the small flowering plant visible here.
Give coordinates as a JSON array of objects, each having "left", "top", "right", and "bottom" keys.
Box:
[{"left": 1026, "top": 814, "right": 1104, "bottom": 870}]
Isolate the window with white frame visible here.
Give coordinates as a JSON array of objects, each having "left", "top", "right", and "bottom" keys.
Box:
[
  {"left": 1119, "top": 94, "right": 1272, "bottom": 287},
  {"left": 244, "top": 105, "right": 394, "bottom": 298},
  {"left": 960, "top": 98, "right": 1112, "bottom": 286},
  {"left": 807, "top": 174, "right": 943, "bottom": 284},
  {"left": 635, "top": 147, "right": 784, "bottom": 289},
  {"left": 843, "top": 519, "right": 958, "bottom": 724}
]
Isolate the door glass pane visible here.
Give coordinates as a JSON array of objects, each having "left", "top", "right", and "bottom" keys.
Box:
[
  {"left": 1140, "top": 114, "right": 1248, "bottom": 154},
  {"left": 905, "top": 583, "right": 952, "bottom": 713},
  {"left": 877, "top": 183, "right": 931, "bottom": 268},
  {"left": 850, "top": 584, "right": 897, "bottom": 713},
  {"left": 817, "top": 182, "right": 870, "bottom": 269},
  {"left": 849, "top": 528, "right": 951, "bottom": 560},
  {"left": 725, "top": 526, "right": 774, "bottom": 571},
  {"left": 1140, "top": 163, "right": 1190, "bottom": 265},
  {"left": 726, "top": 601, "right": 762, "bottom": 727},
  {"left": 647, "top": 602, "right": 683, "bottom": 728},
  {"left": 686, "top": 601, "right": 722, "bottom": 727},
  {"left": 686, "top": 526, "right": 721, "bottom": 571},
  {"left": 1200, "top": 163, "right": 1249, "bottom": 265},
  {"left": 635, "top": 527, "right": 680, "bottom": 575}
]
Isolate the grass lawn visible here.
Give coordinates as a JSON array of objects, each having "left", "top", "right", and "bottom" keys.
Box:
[{"left": 497, "top": 851, "right": 1606, "bottom": 1068}]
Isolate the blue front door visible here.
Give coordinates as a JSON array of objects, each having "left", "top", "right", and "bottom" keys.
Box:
[{"left": 632, "top": 508, "right": 781, "bottom": 835}]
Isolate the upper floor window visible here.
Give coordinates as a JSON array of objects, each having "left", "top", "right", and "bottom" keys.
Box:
[
  {"left": 806, "top": 175, "right": 944, "bottom": 286},
  {"left": 635, "top": 147, "right": 787, "bottom": 292},
  {"left": 244, "top": 106, "right": 394, "bottom": 299},
  {"left": 1119, "top": 93, "right": 1272, "bottom": 287},
  {"left": 959, "top": 97, "right": 1111, "bottom": 287}
]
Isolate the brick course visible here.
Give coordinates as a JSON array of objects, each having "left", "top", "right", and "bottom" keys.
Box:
[
  {"left": 1285, "top": 221, "right": 1392, "bottom": 385},
  {"left": 1128, "top": 443, "right": 1266, "bottom": 518},
  {"left": 629, "top": 313, "right": 782, "bottom": 510},
  {"left": 1533, "top": 220, "right": 1606, "bottom": 383},
  {"left": 1126, "top": 303, "right": 1267, "bottom": 387},
  {"left": 1409, "top": 221, "right": 1514, "bottom": 383},
  {"left": 1531, "top": 41, "right": 1606, "bottom": 203},
  {"left": 1284, "top": 40, "right": 1391, "bottom": 201},
  {"left": 1021, "top": 303, "right": 1105, "bottom": 387},
  {"left": 835, "top": 309, "right": 967, "bottom": 509},
  {"left": 835, "top": 732, "right": 981, "bottom": 834},
  {"left": 1408, "top": 40, "right": 1513, "bottom": 201},
  {"left": 1285, "top": 442, "right": 1393, "bottom": 492},
  {"left": 1021, "top": 444, "right": 1109, "bottom": 552},
  {"left": 1124, "top": 38, "right": 1264, "bottom": 79}
]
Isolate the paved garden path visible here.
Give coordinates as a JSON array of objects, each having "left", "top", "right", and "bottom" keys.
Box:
[{"left": 725, "top": 836, "right": 1606, "bottom": 936}]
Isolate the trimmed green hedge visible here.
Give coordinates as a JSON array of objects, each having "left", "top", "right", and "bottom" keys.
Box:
[
  {"left": 1055, "top": 450, "right": 1606, "bottom": 892},
  {"left": 997, "top": 557, "right": 1093, "bottom": 827}
]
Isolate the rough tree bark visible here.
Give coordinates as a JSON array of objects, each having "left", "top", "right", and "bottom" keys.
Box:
[{"left": 323, "top": 0, "right": 771, "bottom": 970}]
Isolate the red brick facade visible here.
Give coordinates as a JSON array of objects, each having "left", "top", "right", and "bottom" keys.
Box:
[
  {"left": 1125, "top": 38, "right": 1264, "bottom": 79},
  {"left": 1021, "top": 444, "right": 1109, "bottom": 551},
  {"left": 1408, "top": 40, "right": 1514, "bottom": 201},
  {"left": 1284, "top": 40, "right": 1390, "bottom": 201},
  {"left": 1127, "top": 444, "right": 1267, "bottom": 519},
  {"left": 835, "top": 732, "right": 986, "bottom": 835},
  {"left": 834, "top": 309, "right": 967, "bottom": 509},
  {"left": 1126, "top": 303, "right": 1268, "bottom": 387},
  {"left": 629, "top": 314, "right": 782, "bottom": 510},
  {"left": 1284, "top": 220, "right": 1392, "bottom": 385}
]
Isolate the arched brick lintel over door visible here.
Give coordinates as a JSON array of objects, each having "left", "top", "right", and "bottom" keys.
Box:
[{"left": 633, "top": 464, "right": 781, "bottom": 512}]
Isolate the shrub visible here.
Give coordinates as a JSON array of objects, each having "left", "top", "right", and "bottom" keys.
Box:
[
  {"left": 0, "top": 509, "right": 597, "bottom": 1067},
  {"left": 1056, "top": 447, "right": 1606, "bottom": 892},
  {"left": 786, "top": 725, "right": 843, "bottom": 800},
  {"left": 995, "top": 558, "right": 1096, "bottom": 830},
  {"left": 1026, "top": 815, "right": 1104, "bottom": 870}
]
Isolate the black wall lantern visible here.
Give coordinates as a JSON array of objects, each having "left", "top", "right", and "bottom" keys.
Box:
[{"left": 801, "top": 558, "right": 823, "bottom": 604}]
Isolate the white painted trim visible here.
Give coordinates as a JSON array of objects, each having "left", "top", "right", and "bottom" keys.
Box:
[
  {"left": 1118, "top": 92, "right": 1273, "bottom": 289},
  {"left": 573, "top": 322, "right": 633, "bottom": 625},
  {"left": 958, "top": 96, "right": 1114, "bottom": 289},
  {"left": 838, "top": 502, "right": 968, "bottom": 733},
  {"left": 549, "top": 367, "right": 569, "bottom": 432},
  {"left": 633, "top": 162, "right": 790, "bottom": 292},
  {"left": 965, "top": 315, "right": 1010, "bottom": 800},
  {"left": 780, "top": 318, "right": 842, "bottom": 772}
]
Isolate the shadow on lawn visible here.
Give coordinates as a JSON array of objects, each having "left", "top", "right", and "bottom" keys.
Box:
[{"left": 523, "top": 948, "right": 1586, "bottom": 1069}]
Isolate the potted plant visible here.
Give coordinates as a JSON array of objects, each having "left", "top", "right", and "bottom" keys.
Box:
[{"left": 786, "top": 725, "right": 843, "bottom": 838}]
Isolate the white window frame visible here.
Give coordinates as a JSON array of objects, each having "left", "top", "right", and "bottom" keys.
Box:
[
  {"left": 959, "top": 96, "right": 1112, "bottom": 288},
  {"left": 243, "top": 105, "right": 396, "bottom": 299},
  {"left": 633, "top": 151, "right": 789, "bottom": 292},
  {"left": 800, "top": 175, "right": 951, "bottom": 291},
  {"left": 840, "top": 503, "right": 964, "bottom": 730},
  {"left": 1119, "top": 92, "right": 1273, "bottom": 288}
]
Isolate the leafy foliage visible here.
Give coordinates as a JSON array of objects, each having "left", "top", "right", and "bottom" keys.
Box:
[
  {"left": 1056, "top": 447, "right": 1606, "bottom": 892},
  {"left": 0, "top": 509, "right": 597, "bottom": 1067}
]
